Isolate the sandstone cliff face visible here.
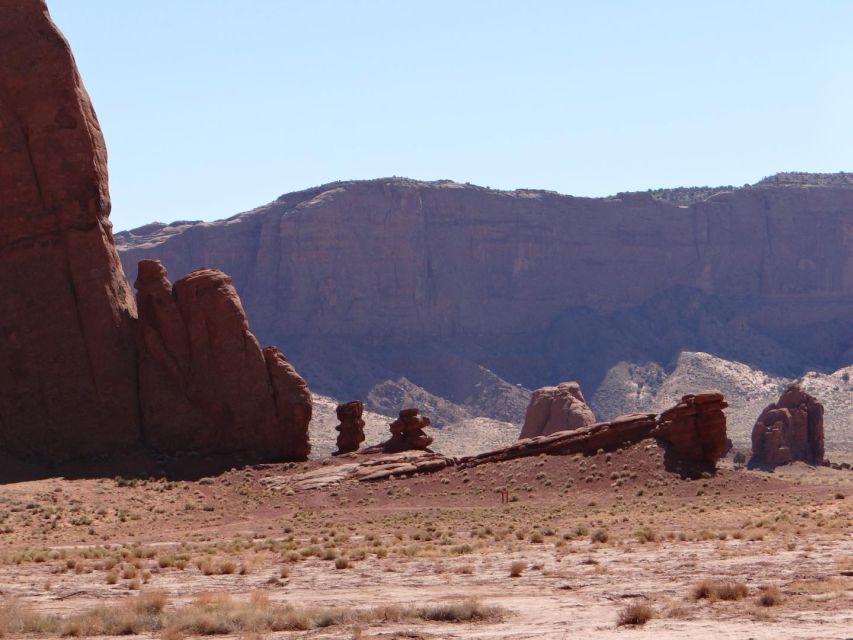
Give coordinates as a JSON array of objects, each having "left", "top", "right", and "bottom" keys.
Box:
[
  {"left": 0, "top": 0, "right": 139, "bottom": 459},
  {"left": 751, "top": 384, "right": 824, "bottom": 466},
  {"left": 135, "top": 260, "right": 311, "bottom": 459},
  {"left": 519, "top": 382, "right": 596, "bottom": 439},
  {"left": 117, "top": 178, "right": 853, "bottom": 421},
  {"left": 0, "top": 2, "right": 312, "bottom": 464}
]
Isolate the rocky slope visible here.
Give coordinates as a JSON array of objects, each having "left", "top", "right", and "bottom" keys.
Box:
[{"left": 117, "top": 175, "right": 853, "bottom": 450}]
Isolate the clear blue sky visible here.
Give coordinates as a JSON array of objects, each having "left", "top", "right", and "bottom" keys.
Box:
[{"left": 49, "top": 1, "right": 853, "bottom": 232}]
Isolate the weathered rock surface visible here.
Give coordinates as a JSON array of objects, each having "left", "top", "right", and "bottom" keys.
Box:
[
  {"left": 519, "top": 382, "right": 596, "bottom": 439},
  {"left": 135, "top": 260, "right": 311, "bottom": 459},
  {"left": 261, "top": 451, "right": 455, "bottom": 491},
  {"left": 0, "top": 0, "right": 139, "bottom": 460},
  {"left": 462, "top": 390, "right": 728, "bottom": 471},
  {"left": 0, "top": 2, "right": 313, "bottom": 463},
  {"left": 117, "top": 176, "right": 853, "bottom": 425},
  {"left": 751, "top": 384, "right": 824, "bottom": 467},
  {"left": 334, "top": 400, "right": 366, "bottom": 455},
  {"left": 652, "top": 391, "right": 729, "bottom": 466}
]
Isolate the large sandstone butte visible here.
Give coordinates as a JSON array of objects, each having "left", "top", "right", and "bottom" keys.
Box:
[
  {"left": 750, "top": 384, "right": 824, "bottom": 467},
  {"left": 0, "top": 1, "right": 311, "bottom": 463},
  {"left": 0, "top": 0, "right": 139, "bottom": 459},
  {"left": 519, "top": 382, "right": 596, "bottom": 439},
  {"left": 116, "top": 176, "right": 853, "bottom": 426},
  {"left": 464, "top": 390, "right": 728, "bottom": 472}
]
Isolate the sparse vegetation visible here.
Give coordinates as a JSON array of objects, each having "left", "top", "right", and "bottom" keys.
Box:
[
  {"left": 692, "top": 580, "right": 749, "bottom": 601},
  {"left": 617, "top": 603, "right": 654, "bottom": 626}
]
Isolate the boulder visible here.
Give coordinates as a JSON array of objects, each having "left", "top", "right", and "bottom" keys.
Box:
[
  {"left": 519, "top": 382, "right": 596, "bottom": 439},
  {"left": 334, "top": 400, "right": 366, "bottom": 455},
  {"left": 750, "top": 384, "right": 824, "bottom": 466},
  {"left": 135, "top": 260, "right": 311, "bottom": 459},
  {"left": 0, "top": 0, "right": 139, "bottom": 460}
]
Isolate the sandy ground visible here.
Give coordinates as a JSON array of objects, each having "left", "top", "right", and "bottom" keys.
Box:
[{"left": 0, "top": 443, "right": 851, "bottom": 639}]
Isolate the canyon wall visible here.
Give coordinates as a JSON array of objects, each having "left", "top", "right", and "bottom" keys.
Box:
[{"left": 118, "top": 177, "right": 853, "bottom": 421}]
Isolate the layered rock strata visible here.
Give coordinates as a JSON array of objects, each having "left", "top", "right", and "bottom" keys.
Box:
[{"left": 364, "top": 408, "right": 435, "bottom": 454}]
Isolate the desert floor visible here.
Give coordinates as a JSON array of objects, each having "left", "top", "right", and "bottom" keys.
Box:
[{"left": 0, "top": 443, "right": 851, "bottom": 639}]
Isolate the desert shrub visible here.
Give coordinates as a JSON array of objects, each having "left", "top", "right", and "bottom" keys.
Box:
[
  {"left": 693, "top": 580, "right": 748, "bottom": 601},
  {"left": 416, "top": 598, "right": 503, "bottom": 622},
  {"left": 617, "top": 603, "right": 653, "bottom": 626},
  {"left": 509, "top": 560, "right": 526, "bottom": 577},
  {"left": 756, "top": 585, "right": 782, "bottom": 607},
  {"left": 591, "top": 529, "right": 609, "bottom": 543}
]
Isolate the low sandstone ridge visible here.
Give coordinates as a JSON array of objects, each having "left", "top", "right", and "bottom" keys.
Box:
[{"left": 462, "top": 391, "right": 728, "bottom": 470}]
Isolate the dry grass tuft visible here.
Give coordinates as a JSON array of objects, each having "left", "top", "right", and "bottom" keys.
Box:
[
  {"left": 692, "top": 580, "right": 749, "bottom": 601},
  {"left": 617, "top": 603, "right": 653, "bottom": 626},
  {"left": 756, "top": 585, "right": 783, "bottom": 607}
]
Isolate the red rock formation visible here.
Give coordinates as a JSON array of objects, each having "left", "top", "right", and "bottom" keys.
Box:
[
  {"left": 751, "top": 384, "right": 824, "bottom": 466},
  {"left": 334, "top": 401, "right": 366, "bottom": 455},
  {"left": 652, "top": 391, "right": 729, "bottom": 466},
  {"left": 463, "top": 390, "right": 728, "bottom": 472},
  {"left": 0, "top": 0, "right": 139, "bottom": 460},
  {"left": 364, "top": 408, "right": 434, "bottom": 454},
  {"left": 135, "top": 260, "right": 311, "bottom": 459},
  {"left": 519, "top": 382, "right": 596, "bottom": 439},
  {"left": 0, "top": 4, "right": 315, "bottom": 464}
]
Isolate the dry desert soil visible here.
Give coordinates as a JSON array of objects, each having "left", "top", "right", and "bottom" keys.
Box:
[{"left": 0, "top": 443, "right": 852, "bottom": 639}]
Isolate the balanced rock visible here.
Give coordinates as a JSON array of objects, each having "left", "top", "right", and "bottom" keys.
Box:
[
  {"left": 751, "top": 384, "right": 824, "bottom": 467},
  {"left": 0, "top": 0, "right": 140, "bottom": 460},
  {"left": 519, "top": 382, "right": 596, "bottom": 439},
  {"left": 334, "top": 400, "right": 366, "bottom": 455},
  {"left": 364, "top": 408, "right": 434, "bottom": 454},
  {"left": 135, "top": 260, "right": 311, "bottom": 459}
]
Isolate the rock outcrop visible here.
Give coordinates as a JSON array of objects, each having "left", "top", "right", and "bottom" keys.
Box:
[
  {"left": 0, "top": 2, "right": 312, "bottom": 464},
  {"left": 750, "top": 384, "right": 824, "bottom": 467},
  {"left": 135, "top": 260, "right": 311, "bottom": 458},
  {"left": 334, "top": 400, "right": 366, "bottom": 455},
  {"left": 462, "top": 390, "right": 728, "bottom": 472},
  {"left": 0, "top": 0, "right": 140, "bottom": 460},
  {"left": 652, "top": 391, "right": 729, "bottom": 466},
  {"left": 519, "top": 382, "right": 596, "bottom": 439},
  {"left": 364, "top": 408, "right": 434, "bottom": 454}
]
